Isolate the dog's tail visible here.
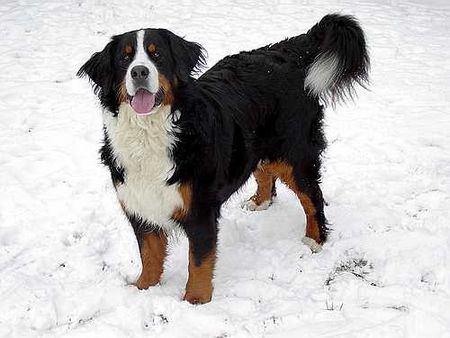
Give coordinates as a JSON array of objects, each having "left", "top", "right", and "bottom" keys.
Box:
[{"left": 304, "top": 14, "right": 369, "bottom": 104}]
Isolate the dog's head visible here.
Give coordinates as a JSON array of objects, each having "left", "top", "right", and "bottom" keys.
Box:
[{"left": 77, "top": 29, "right": 205, "bottom": 115}]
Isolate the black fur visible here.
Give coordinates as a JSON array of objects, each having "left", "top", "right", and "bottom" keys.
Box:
[
  {"left": 100, "top": 129, "right": 125, "bottom": 186},
  {"left": 78, "top": 14, "right": 369, "bottom": 270},
  {"left": 126, "top": 212, "right": 159, "bottom": 252},
  {"left": 77, "top": 39, "right": 118, "bottom": 114}
]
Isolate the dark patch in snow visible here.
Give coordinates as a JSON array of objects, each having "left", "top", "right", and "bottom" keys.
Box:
[
  {"left": 144, "top": 313, "right": 169, "bottom": 329},
  {"left": 387, "top": 305, "right": 409, "bottom": 312},
  {"left": 326, "top": 300, "right": 344, "bottom": 311},
  {"left": 325, "top": 257, "right": 381, "bottom": 287}
]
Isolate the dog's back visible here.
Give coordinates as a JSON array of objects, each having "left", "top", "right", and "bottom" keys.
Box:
[
  {"left": 180, "top": 14, "right": 369, "bottom": 191},
  {"left": 198, "top": 14, "right": 369, "bottom": 111}
]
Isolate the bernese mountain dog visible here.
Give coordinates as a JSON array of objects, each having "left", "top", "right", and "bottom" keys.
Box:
[{"left": 78, "top": 14, "right": 369, "bottom": 304}]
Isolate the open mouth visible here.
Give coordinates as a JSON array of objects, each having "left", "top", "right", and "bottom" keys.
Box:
[{"left": 128, "top": 88, "right": 164, "bottom": 115}]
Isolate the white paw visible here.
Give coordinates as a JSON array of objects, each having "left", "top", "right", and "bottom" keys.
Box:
[
  {"left": 302, "top": 236, "right": 323, "bottom": 253},
  {"left": 242, "top": 199, "right": 271, "bottom": 211}
]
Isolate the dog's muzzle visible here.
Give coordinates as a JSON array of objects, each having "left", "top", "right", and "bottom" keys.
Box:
[{"left": 128, "top": 65, "right": 163, "bottom": 115}]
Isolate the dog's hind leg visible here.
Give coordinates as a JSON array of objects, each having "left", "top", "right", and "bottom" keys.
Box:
[
  {"left": 243, "top": 161, "right": 277, "bottom": 211},
  {"left": 265, "top": 161, "right": 328, "bottom": 252},
  {"left": 295, "top": 180, "right": 327, "bottom": 253}
]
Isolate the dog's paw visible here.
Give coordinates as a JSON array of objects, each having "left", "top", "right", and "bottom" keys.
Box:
[
  {"left": 134, "top": 274, "right": 161, "bottom": 290},
  {"left": 302, "top": 236, "right": 323, "bottom": 253},
  {"left": 183, "top": 291, "right": 212, "bottom": 305},
  {"left": 242, "top": 199, "right": 271, "bottom": 211},
  {"left": 183, "top": 284, "right": 213, "bottom": 304}
]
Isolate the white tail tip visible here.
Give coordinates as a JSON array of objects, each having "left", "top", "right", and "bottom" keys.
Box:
[{"left": 304, "top": 53, "right": 339, "bottom": 99}]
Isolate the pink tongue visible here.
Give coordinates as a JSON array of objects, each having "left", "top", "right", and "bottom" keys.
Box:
[{"left": 130, "top": 89, "right": 155, "bottom": 114}]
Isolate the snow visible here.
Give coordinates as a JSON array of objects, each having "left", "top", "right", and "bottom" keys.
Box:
[{"left": 1, "top": 0, "right": 450, "bottom": 336}]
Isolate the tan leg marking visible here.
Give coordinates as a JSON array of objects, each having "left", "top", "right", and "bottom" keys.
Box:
[
  {"left": 250, "top": 163, "right": 275, "bottom": 206},
  {"left": 135, "top": 232, "right": 168, "bottom": 289},
  {"left": 264, "top": 161, "right": 322, "bottom": 244},
  {"left": 184, "top": 244, "right": 216, "bottom": 304},
  {"left": 298, "top": 193, "right": 321, "bottom": 244}
]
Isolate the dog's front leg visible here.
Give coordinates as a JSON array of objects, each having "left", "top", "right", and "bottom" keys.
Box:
[
  {"left": 135, "top": 230, "right": 168, "bottom": 289},
  {"left": 183, "top": 207, "right": 218, "bottom": 304}
]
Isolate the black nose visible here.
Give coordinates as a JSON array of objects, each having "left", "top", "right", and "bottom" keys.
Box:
[{"left": 131, "top": 65, "right": 149, "bottom": 80}]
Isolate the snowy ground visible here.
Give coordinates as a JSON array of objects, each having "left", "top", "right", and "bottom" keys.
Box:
[{"left": 1, "top": 0, "right": 450, "bottom": 336}]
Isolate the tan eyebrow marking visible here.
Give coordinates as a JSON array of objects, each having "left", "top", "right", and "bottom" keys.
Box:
[
  {"left": 148, "top": 43, "right": 156, "bottom": 53},
  {"left": 124, "top": 45, "right": 133, "bottom": 54}
]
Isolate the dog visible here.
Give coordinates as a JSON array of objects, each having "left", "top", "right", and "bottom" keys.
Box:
[{"left": 78, "top": 13, "right": 369, "bottom": 304}]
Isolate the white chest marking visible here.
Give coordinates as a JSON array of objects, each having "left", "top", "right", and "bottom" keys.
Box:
[{"left": 104, "top": 104, "right": 182, "bottom": 231}]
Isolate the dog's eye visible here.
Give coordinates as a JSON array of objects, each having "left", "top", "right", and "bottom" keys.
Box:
[
  {"left": 123, "top": 54, "right": 131, "bottom": 61},
  {"left": 150, "top": 51, "right": 160, "bottom": 60}
]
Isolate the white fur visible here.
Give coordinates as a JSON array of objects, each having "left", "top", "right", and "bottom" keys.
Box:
[
  {"left": 242, "top": 199, "right": 272, "bottom": 211},
  {"left": 125, "top": 30, "right": 159, "bottom": 96},
  {"left": 302, "top": 236, "right": 323, "bottom": 253},
  {"left": 304, "top": 53, "right": 339, "bottom": 98},
  {"left": 104, "top": 103, "right": 182, "bottom": 231}
]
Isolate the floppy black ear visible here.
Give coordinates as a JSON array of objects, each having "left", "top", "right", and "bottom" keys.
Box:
[
  {"left": 166, "top": 31, "right": 206, "bottom": 82},
  {"left": 77, "top": 40, "right": 115, "bottom": 96}
]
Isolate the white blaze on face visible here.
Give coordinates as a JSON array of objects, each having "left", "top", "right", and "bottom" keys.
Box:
[{"left": 125, "top": 30, "right": 159, "bottom": 96}]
